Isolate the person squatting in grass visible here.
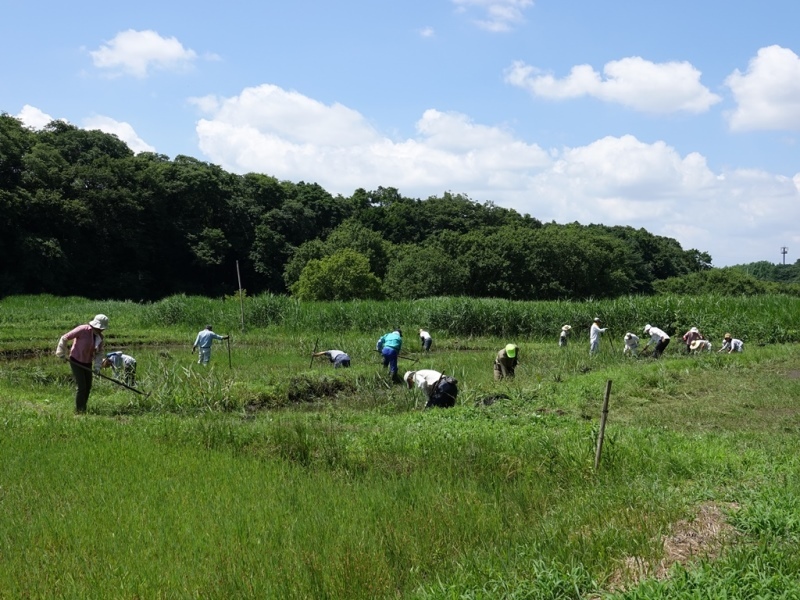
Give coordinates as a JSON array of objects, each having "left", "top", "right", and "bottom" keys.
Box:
[
  {"left": 494, "top": 343, "right": 518, "bottom": 381},
  {"left": 691, "top": 339, "right": 713, "bottom": 352},
  {"left": 192, "top": 325, "right": 229, "bottom": 365},
  {"left": 623, "top": 332, "right": 640, "bottom": 356},
  {"left": 377, "top": 328, "right": 403, "bottom": 383},
  {"left": 643, "top": 324, "right": 670, "bottom": 358},
  {"left": 55, "top": 313, "right": 108, "bottom": 413},
  {"left": 719, "top": 333, "right": 744, "bottom": 353},
  {"left": 682, "top": 326, "right": 705, "bottom": 354},
  {"left": 312, "top": 349, "right": 351, "bottom": 368},
  {"left": 101, "top": 351, "right": 137, "bottom": 386},
  {"left": 419, "top": 329, "right": 432, "bottom": 352},
  {"left": 589, "top": 317, "right": 607, "bottom": 355},
  {"left": 404, "top": 369, "right": 458, "bottom": 408},
  {"left": 559, "top": 324, "right": 572, "bottom": 347}
]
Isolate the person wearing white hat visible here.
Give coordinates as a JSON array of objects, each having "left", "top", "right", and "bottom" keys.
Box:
[
  {"left": 404, "top": 369, "right": 458, "bottom": 408},
  {"left": 623, "top": 332, "right": 640, "bottom": 356},
  {"left": 101, "top": 350, "right": 137, "bottom": 386},
  {"left": 589, "top": 317, "right": 607, "bottom": 355},
  {"left": 681, "top": 326, "right": 704, "bottom": 354},
  {"left": 494, "top": 343, "right": 519, "bottom": 380},
  {"left": 55, "top": 314, "right": 109, "bottom": 413},
  {"left": 642, "top": 324, "right": 670, "bottom": 358},
  {"left": 559, "top": 325, "right": 572, "bottom": 347},
  {"left": 419, "top": 329, "right": 432, "bottom": 352}
]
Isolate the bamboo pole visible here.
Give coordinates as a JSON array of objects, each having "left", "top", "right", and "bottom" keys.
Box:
[
  {"left": 236, "top": 260, "right": 245, "bottom": 333},
  {"left": 594, "top": 380, "right": 613, "bottom": 470}
]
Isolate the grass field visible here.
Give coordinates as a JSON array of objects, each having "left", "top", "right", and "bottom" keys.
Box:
[{"left": 1, "top": 295, "right": 799, "bottom": 598}]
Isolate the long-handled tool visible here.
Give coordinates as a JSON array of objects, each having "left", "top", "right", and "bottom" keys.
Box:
[
  {"left": 310, "top": 338, "right": 319, "bottom": 368},
  {"left": 227, "top": 335, "right": 232, "bottom": 369},
  {"left": 373, "top": 349, "right": 419, "bottom": 363},
  {"left": 68, "top": 358, "right": 150, "bottom": 397}
]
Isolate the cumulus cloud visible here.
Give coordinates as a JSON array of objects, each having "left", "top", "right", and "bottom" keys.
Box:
[
  {"left": 418, "top": 26, "right": 435, "bottom": 38},
  {"left": 192, "top": 84, "right": 550, "bottom": 194},
  {"left": 89, "top": 29, "right": 198, "bottom": 78},
  {"left": 451, "top": 0, "right": 533, "bottom": 32},
  {"left": 191, "top": 83, "right": 799, "bottom": 266},
  {"left": 505, "top": 56, "right": 722, "bottom": 113},
  {"left": 82, "top": 116, "right": 155, "bottom": 153},
  {"left": 726, "top": 45, "right": 800, "bottom": 131},
  {"left": 16, "top": 105, "right": 56, "bottom": 129}
]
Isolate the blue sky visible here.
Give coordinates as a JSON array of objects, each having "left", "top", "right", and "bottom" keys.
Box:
[{"left": 3, "top": 0, "right": 799, "bottom": 267}]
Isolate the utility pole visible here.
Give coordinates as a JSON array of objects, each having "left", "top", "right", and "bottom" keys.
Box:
[{"left": 781, "top": 246, "right": 788, "bottom": 265}]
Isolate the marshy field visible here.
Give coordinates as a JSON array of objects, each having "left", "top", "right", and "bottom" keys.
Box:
[{"left": 1, "top": 293, "right": 800, "bottom": 599}]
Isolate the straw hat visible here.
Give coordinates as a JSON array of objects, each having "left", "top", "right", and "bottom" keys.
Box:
[{"left": 561, "top": 325, "right": 572, "bottom": 332}]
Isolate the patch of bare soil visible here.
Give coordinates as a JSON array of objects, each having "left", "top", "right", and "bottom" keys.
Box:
[
  {"left": 605, "top": 502, "right": 739, "bottom": 593},
  {"left": 787, "top": 370, "right": 800, "bottom": 379}
]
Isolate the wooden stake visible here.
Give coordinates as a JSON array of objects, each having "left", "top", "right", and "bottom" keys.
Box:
[{"left": 594, "top": 380, "right": 613, "bottom": 470}]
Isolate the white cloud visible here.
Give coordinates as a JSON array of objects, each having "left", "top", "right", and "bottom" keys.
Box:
[
  {"left": 192, "top": 84, "right": 550, "bottom": 196},
  {"left": 452, "top": 0, "right": 533, "bottom": 32},
  {"left": 16, "top": 105, "right": 56, "bottom": 129},
  {"left": 192, "top": 83, "right": 799, "bottom": 266},
  {"left": 418, "top": 26, "right": 435, "bottom": 38},
  {"left": 505, "top": 56, "right": 722, "bottom": 114},
  {"left": 726, "top": 45, "right": 800, "bottom": 131},
  {"left": 89, "top": 29, "right": 198, "bottom": 78},
  {"left": 82, "top": 116, "right": 155, "bottom": 153}
]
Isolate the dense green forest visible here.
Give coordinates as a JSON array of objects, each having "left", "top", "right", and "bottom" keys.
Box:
[{"left": 0, "top": 112, "right": 764, "bottom": 302}]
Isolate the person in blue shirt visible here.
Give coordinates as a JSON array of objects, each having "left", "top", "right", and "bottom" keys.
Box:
[
  {"left": 376, "top": 328, "right": 403, "bottom": 383},
  {"left": 192, "top": 325, "right": 229, "bottom": 365}
]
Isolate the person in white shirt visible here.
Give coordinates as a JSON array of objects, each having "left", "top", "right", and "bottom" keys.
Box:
[
  {"left": 419, "top": 329, "right": 432, "bottom": 352},
  {"left": 690, "top": 339, "right": 712, "bottom": 352},
  {"left": 101, "top": 351, "right": 137, "bottom": 386},
  {"left": 559, "top": 325, "right": 572, "bottom": 347},
  {"left": 623, "top": 332, "right": 639, "bottom": 356},
  {"left": 718, "top": 333, "right": 744, "bottom": 353},
  {"left": 192, "top": 325, "right": 229, "bottom": 365},
  {"left": 589, "top": 318, "right": 607, "bottom": 355},
  {"left": 312, "top": 349, "right": 351, "bottom": 368},
  {"left": 643, "top": 324, "right": 670, "bottom": 358},
  {"left": 404, "top": 369, "right": 458, "bottom": 408}
]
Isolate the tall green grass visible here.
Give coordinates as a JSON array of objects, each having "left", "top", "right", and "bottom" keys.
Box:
[{"left": 133, "top": 295, "right": 800, "bottom": 343}]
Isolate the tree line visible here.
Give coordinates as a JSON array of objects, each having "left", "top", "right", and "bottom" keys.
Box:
[{"left": 1, "top": 114, "right": 714, "bottom": 301}]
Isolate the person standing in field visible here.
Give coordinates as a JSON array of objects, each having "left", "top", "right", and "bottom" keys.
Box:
[
  {"left": 377, "top": 328, "right": 403, "bottom": 383},
  {"left": 682, "top": 327, "right": 704, "bottom": 354},
  {"left": 101, "top": 350, "right": 137, "bottom": 386},
  {"left": 419, "top": 329, "right": 432, "bottom": 352},
  {"left": 55, "top": 314, "right": 108, "bottom": 413},
  {"left": 643, "top": 324, "right": 670, "bottom": 358},
  {"left": 312, "top": 349, "right": 351, "bottom": 368},
  {"left": 494, "top": 344, "right": 518, "bottom": 381},
  {"left": 559, "top": 325, "right": 572, "bottom": 347},
  {"left": 718, "top": 333, "right": 744, "bottom": 353},
  {"left": 404, "top": 370, "right": 458, "bottom": 408},
  {"left": 623, "top": 332, "right": 640, "bottom": 356},
  {"left": 589, "top": 317, "right": 607, "bottom": 355},
  {"left": 192, "top": 325, "right": 229, "bottom": 365}
]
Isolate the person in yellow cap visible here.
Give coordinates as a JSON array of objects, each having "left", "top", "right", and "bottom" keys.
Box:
[{"left": 494, "top": 343, "right": 519, "bottom": 381}]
